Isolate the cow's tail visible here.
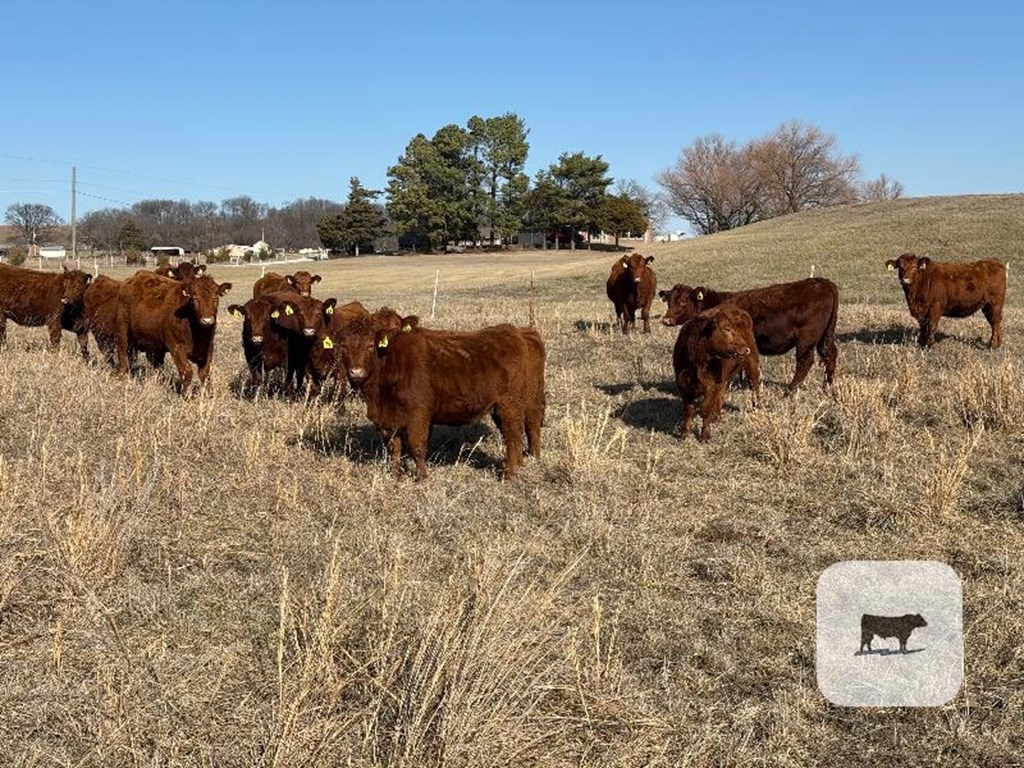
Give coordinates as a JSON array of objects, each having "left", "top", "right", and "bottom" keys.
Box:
[{"left": 528, "top": 270, "right": 536, "bottom": 327}]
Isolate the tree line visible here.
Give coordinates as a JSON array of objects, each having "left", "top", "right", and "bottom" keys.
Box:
[{"left": 4, "top": 116, "right": 901, "bottom": 256}]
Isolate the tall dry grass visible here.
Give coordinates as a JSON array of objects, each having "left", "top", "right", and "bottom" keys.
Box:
[{"left": 1, "top": 196, "right": 1023, "bottom": 765}]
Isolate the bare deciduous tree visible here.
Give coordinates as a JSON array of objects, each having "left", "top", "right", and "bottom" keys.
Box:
[
  {"left": 861, "top": 173, "right": 905, "bottom": 202},
  {"left": 4, "top": 203, "right": 64, "bottom": 244},
  {"left": 656, "top": 134, "right": 761, "bottom": 235},
  {"left": 748, "top": 120, "right": 860, "bottom": 216}
]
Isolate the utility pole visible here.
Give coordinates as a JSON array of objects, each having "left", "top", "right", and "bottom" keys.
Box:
[{"left": 71, "top": 165, "right": 78, "bottom": 267}]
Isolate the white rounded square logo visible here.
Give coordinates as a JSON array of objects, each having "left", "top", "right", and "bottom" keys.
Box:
[{"left": 816, "top": 560, "right": 963, "bottom": 707}]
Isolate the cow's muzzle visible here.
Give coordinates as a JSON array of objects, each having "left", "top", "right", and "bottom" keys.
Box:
[
  {"left": 200, "top": 317, "right": 216, "bottom": 326},
  {"left": 347, "top": 367, "right": 367, "bottom": 386},
  {"left": 303, "top": 328, "right": 316, "bottom": 337},
  {"left": 251, "top": 335, "right": 263, "bottom": 344}
]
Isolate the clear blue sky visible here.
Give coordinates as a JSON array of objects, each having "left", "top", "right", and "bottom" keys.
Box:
[{"left": 2, "top": 0, "right": 1021, "bottom": 230}]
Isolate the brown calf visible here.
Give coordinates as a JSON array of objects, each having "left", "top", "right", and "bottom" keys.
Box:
[
  {"left": 336, "top": 317, "right": 545, "bottom": 479},
  {"left": 252, "top": 270, "right": 321, "bottom": 299},
  {"left": 606, "top": 253, "right": 657, "bottom": 333},
  {"left": 660, "top": 277, "right": 838, "bottom": 391},
  {"left": 82, "top": 275, "right": 124, "bottom": 364},
  {"left": 673, "top": 304, "right": 760, "bottom": 442},
  {"left": 229, "top": 291, "right": 335, "bottom": 397},
  {"left": 885, "top": 253, "right": 1006, "bottom": 348},
  {"left": 116, "top": 272, "right": 231, "bottom": 392},
  {"left": 0, "top": 264, "right": 92, "bottom": 354}
]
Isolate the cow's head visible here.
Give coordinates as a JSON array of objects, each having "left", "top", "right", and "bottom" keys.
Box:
[
  {"left": 659, "top": 283, "right": 699, "bottom": 326},
  {"left": 168, "top": 261, "right": 207, "bottom": 282},
  {"left": 700, "top": 309, "right": 751, "bottom": 359},
  {"left": 181, "top": 276, "right": 231, "bottom": 326},
  {"left": 337, "top": 309, "right": 418, "bottom": 388},
  {"left": 59, "top": 266, "right": 92, "bottom": 306},
  {"left": 618, "top": 253, "right": 654, "bottom": 284},
  {"left": 885, "top": 253, "right": 930, "bottom": 286},
  {"left": 228, "top": 299, "right": 272, "bottom": 345},
  {"left": 270, "top": 294, "right": 324, "bottom": 338},
  {"left": 287, "top": 271, "right": 322, "bottom": 297},
  {"left": 911, "top": 613, "right": 928, "bottom": 628}
]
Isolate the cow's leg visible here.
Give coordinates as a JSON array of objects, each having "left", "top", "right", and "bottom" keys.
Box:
[
  {"left": 76, "top": 330, "right": 89, "bottom": 361},
  {"left": 381, "top": 430, "right": 403, "bottom": 477},
  {"left": 625, "top": 307, "right": 636, "bottom": 334},
  {"left": 925, "top": 309, "right": 942, "bottom": 347},
  {"left": 745, "top": 352, "right": 762, "bottom": 408},
  {"left": 641, "top": 303, "right": 651, "bottom": 334},
  {"left": 788, "top": 345, "right": 816, "bottom": 392},
  {"left": 698, "top": 386, "right": 725, "bottom": 442},
  {"left": 818, "top": 334, "right": 838, "bottom": 388},
  {"left": 0, "top": 315, "right": 6, "bottom": 348},
  {"left": 983, "top": 302, "right": 1002, "bottom": 348},
  {"left": 196, "top": 354, "right": 214, "bottom": 391},
  {"left": 525, "top": 403, "right": 543, "bottom": 458},
  {"left": 168, "top": 345, "right": 194, "bottom": 395},
  {"left": 147, "top": 350, "right": 166, "bottom": 369},
  {"left": 47, "top": 316, "right": 62, "bottom": 351},
  {"left": 681, "top": 398, "right": 696, "bottom": 439},
  {"left": 406, "top": 417, "right": 431, "bottom": 481},
  {"left": 115, "top": 323, "right": 131, "bottom": 377},
  {"left": 497, "top": 405, "right": 525, "bottom": 478}
]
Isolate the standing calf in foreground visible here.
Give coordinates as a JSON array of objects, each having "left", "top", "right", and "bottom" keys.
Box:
[
  {"left": 673, "top": 305, "right": 760, "bottom": 441},
  {"left": 606, "top": 253, "right": 657, "bottom": 333},
  {"left": 885, "top": 253, "right": 1005, "bottom": 348},
  {"left": 860, "top": 613, "right": 927, "bottom": 654},
  {"left": 337, "top": 316, "right": 546, "bottom": 479}
]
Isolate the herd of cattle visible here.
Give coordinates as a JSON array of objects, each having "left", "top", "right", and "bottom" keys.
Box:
[{"left": 0, "top": 249, "right": 1009, "bottom": 476}]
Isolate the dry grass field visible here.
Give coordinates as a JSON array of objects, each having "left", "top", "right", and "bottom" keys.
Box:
[{"left": 1, "top": 195, "right": 1023, "bottom": 766}]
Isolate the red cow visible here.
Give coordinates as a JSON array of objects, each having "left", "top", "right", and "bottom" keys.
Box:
[
  {"left": 0, "top": 264, "right": 92, "bottom": 354},
  {"left": 116, "top": 272, "right": 231, "bottom": 393},
  {"left": 335, "top": 316, "right": 545, "bottom": 479},
  {"left": 606, "top": 253, "right": 657, "bottom": 333},
  {"left": 660, "top": 277, "right": 838, "bottom": 391},
  {"left": 884, "top": 253, "right": 1006, "bottom": 348},
  {"left": 673, "top": 305, "right": 760, "bottom": 441},
  {"left": 154, "top": 261, "right": 206, "bottom": 282}
]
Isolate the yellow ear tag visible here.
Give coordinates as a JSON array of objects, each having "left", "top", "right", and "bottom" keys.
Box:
[
  {"left": 402, "top": 324, "right": 412, "bottom": 332},
  {"left": 887, "top": 263, "right": 895, "bottom": 271},
  {"left": 322, "top": 336, "right": 334, "bottom": 349},
  {"left": 285, "top": 305, "right": 294, "bottom": 315},
  {"left": 696, "top": 291, "right": 704, "bottom": 301},
  {"left": 325, "top": 305, "right": 334, "bottom": 315},
  {"left": 231, "top": 308, "right": 242, "bottom": 319},
  {"left": 378, "top": 335, "right": 389, "bottom": 349},
  {"left": 271, "top": 310, "right": 280, "bottom": 318}
]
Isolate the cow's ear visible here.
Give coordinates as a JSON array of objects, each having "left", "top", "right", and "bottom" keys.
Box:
[
  {"left": 168, "top": 268, "right": 179, "bottom": 279},
  {"left": 282, "top": 301, "right": 296, "bottom": 316},
  {"left": 286, "top": 275, "right": 296, "bottom": 287},
  {"left": 885, "top": 259, "right": 897, "bottom": 271},
  {"left": 311, "top": 274, "right": 322, "bottom": 284},
  {"left": 218, "top": 282, "right": 232, "bottom": 296},
  {"left": 62, "top": 265, "right": 68, "bottom": 273},
  {"left": 376, "top": 330, "right": 390, "bottom": 351},
  {"left": 197, "top": 264, "right": 207, "bottom": 275},
  {"left": 401, "top": 315, "right": 420, "bottom": 332},
  {"left": 694, "top": 288, "right": 705, "bottom": 302},
  {"left": 918, "top": 257, "right": 931, "bottom": 270},
  {"left": 645, "top": 255, "right": 655, "bottom": 264},
  {"left": 658, "top": 290, "right": 669, "bottom": 301},
  {"left": 228, "top": 304, "right": 245, "bottom": 319},
  {"left": 84, "top": 273, "right": 93, "bottom": 284},
  {"left": 322, "top": 298, "right": 337, "bottom": 317}
]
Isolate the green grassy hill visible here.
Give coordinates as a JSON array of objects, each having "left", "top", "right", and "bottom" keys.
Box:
[{"left": 646, "top": 194, "right": 1024, "bottom": 306}]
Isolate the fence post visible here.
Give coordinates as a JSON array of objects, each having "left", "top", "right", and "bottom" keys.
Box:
[
  {"left": 810, "top": 264, "right": 815, "bottom": 278},
  {"left": 431, "top": 270, "right": 440, "bottom": 320}
]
